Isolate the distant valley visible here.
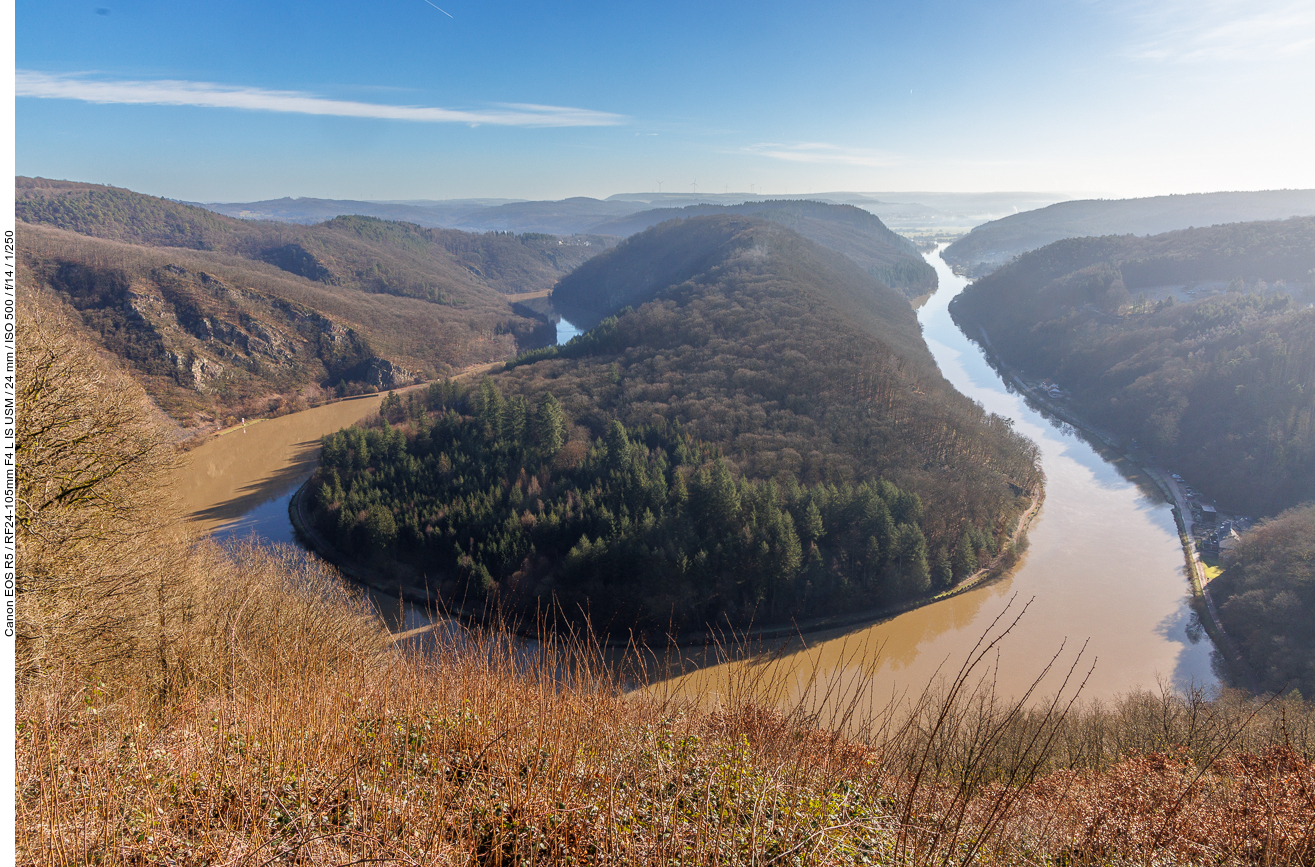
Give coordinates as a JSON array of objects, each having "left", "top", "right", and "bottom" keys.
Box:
[
  {"left": 307, "top": 215, "right": 1041, "bottom": 633},
  {"left": 944, "top": 189, "right": 1315, "bottom": 277},
  {"left": 16, "top": 177, "right": 935, "bottom": 431}
]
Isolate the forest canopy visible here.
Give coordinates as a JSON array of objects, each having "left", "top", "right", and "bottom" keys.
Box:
[
  {"left": 950, "top": 217, "right": 1315, "bottom": 516},
  {"left": 1213, "top": 503, "right": 1315, "bottom": 696},
  {"left": 588, "top": 199, "right": 937, "bottom": 297},
  {"left": 308, "top": 216, "right": 1042, "bottom": 634}
]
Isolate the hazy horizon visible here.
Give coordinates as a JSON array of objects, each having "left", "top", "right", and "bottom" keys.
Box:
[{"left": 15, "top": 0, "right": 1315, "bottom": 202}]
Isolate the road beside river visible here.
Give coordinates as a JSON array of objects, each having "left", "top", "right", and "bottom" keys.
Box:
[
  {"left": 659, "top": 247, "right": 1220, "bottom": 712},
  {"left": 177, "top": 251, "right": 1221, "bottom": 707}
]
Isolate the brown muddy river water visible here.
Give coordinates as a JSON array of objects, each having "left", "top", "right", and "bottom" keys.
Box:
[
  {"left": 659, "top": 249, "right": 1218, "bottom": 712},
  {"left": 177, "top": 390, "right": 434, "bottom": 631},
  {"left": 179, "top": 249, "right": 1219, "bottom": 705},
  {"left": 178, "top": 393, "right": 387, "bottom": 539}
]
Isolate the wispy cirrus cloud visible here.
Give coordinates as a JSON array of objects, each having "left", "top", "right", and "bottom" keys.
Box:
[
  {"left": 743, "top": 142, "right": 896, "bottom": 168},
  {"left": 16, "top": 70, "right": 626, "bottom": 127},
  {"left": 1126, "top": 0, "right": 1315, "bottom": 62}
]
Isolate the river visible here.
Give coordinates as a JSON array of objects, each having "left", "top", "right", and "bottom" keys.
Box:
[
  {"left": 176, "top": 390, "right": 435, "bottom": 632},
  {"left": 658, "top": 248, "right": 1218, "bottom": 711},
  {"left": 181, "top": 252, "right": 1219, "bottom": 703},
  {"left": 557, "top": 316, "right": 583, "bottom": 344}
]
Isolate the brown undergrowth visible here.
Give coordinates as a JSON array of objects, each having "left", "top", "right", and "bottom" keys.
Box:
[
  {"left": 17, "top": 573, "right": 1315, "bottom": 866},
  {"left": 17, "top": 289, "right": 1315, "bottom": 865}
]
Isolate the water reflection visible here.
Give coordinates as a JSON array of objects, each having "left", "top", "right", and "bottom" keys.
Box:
[
  {"left": 186, "top": 250, "right": 1219, "bottom": 706},
  {"left": 179, "top": 391, "right": 442, "bottom": 633},
  {"left": 556, "top": 317, "right": 583, "bottom": 344},
  {"left": 653, "top": 247, "right": 1218, "bottom": 708}
]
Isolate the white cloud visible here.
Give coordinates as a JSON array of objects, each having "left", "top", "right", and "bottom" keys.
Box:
[
  {"left": 743, "top": 142, "right": 896, "bottom": 168},
  {"left": 15, "top": 70, "right": 625, "bottom": 127},
  {"left": 1126, "top": 0, "right": 1315, "bottom": 63}
]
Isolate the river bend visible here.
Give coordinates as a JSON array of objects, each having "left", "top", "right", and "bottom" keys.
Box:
[{"left": 179, "top": 250, "right": 1219, "bottom": 702}]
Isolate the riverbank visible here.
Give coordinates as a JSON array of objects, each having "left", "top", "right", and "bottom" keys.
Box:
[
  {"left": 290, "top": 470, "right": 1043, "bottom": 648},
  {"left": 965, "top": 322, "right": 1257, "bottom": 691},
  {"left": 178, "top": 243, "right": 1220, "bottom": 703}
]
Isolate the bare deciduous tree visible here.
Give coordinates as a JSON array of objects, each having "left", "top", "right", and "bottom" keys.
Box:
[{"left": 16, "top": 288, "right": 186, "bottom": 678}]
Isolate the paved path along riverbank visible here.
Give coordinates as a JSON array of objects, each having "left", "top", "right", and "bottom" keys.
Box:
[{"left": 970, "top": 323, "right": 1256, "bottom": 691}]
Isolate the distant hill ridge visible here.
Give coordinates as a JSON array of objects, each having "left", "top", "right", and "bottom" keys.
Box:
[
  {"left": 586, "top": 200, "right": 936, "bottom": 296},
  {"left": 943, "top": 189, "right": 1315, "bottom": 277},
  {"left": 198, "top": 194, "right": 641, "bottom": 235},
  {"left": 950, "top": 215, "right": 1315, "bottom": 516},
  {"left": 15, "top": 177, "right": 605, "bottom": 429},
  {"left": 16, "top": 178, "right": 609, "bottom": 300},
  {"left": 196, "top": 192, "right": 935, "bottom": 295},
  {"left": 307, "top": 214, "right": 1041, "bottom": 631}
]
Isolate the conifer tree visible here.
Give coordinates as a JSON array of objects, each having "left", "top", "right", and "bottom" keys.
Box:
[{"left": 534, "top": 393, "right": 566, "bottom": 456}]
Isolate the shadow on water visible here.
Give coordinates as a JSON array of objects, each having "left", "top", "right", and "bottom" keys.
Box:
[
  {"left": 616, "top": 556, "right": 1021, "bottom": 692},
  {"left": 189, "top": 439, "right": 321, "bottom": 525},
  {"left": 191, "top": 248, "right": 1219, "bottom": 705},
  {"left": 1158, "top": 601, "right": 1218, "bottom": 692}
]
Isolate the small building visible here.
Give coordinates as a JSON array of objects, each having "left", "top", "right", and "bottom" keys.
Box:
[{"left": 1199, "top": 504, "right": 1217, "bottom": 525}]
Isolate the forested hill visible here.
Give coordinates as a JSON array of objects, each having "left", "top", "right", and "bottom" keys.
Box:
[
  {"left": 201, "top": 195, "right": 641, "bottom": 235},
  {"left": 588, "top": 200, "right": 936, "bottom": 296},
  {"left": 194, "top": 192, "right": 935, "bottom": 295},
  {"left": 1212, "top": 503, "right": 1315, "bottom": 696},
  {"left": 308, "top": 215, "right": 1041, "bottom": 634},
  {"left": 17, "top": 178, "right": 609, "bottom": 299},
  {"left": 15, "top": 178, "right": 604, "bottom": 429},
  {"left": 943, "top": 189, "right": 1315, "bottom": 277},
  {"left": 950, "top": 216, "right": 1315, "bottom": 515}
]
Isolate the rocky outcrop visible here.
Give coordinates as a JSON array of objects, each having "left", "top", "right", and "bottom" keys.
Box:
[
  {"left": 340, "top": 357, "right": 415, "bottom": 389},
  {"left": 27, "top": 256, "right": 387, "bottom": 417}
]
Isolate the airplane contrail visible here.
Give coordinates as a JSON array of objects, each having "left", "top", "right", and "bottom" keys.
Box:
[{"left": 422, "top": 0, "right": 454, "bottom": 18}]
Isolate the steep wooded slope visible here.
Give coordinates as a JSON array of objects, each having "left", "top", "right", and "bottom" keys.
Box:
[
  {"left": 15, "top": 178, "right": 606, "bottom": 428},
  {"left": 943, "top": 190, "right": 1315, "bottom": 277},
  {"left": 1213, "top": 504, "right": 1315, "bottom": 695},
  {"left": 18, "top": 223, "right": 546, "bottom": 426},
  {"left": 589, "top": 200, "right": 936, "bottom": 295},
  {"left": 950, "top": 217, "right": 1315, "bottom": 515},
  {"left": 309, "top": 216, "right": 1040, "bottom": 631},
  {"left": 17, "top": 178, "right": 608, "bottom": 300}
]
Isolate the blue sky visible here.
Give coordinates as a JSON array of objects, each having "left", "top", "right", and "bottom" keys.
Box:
[{"left": 15, "top": 0, "right": 1315, "bottom": 201}]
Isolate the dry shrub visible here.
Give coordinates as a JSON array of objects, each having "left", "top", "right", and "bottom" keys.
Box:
[
  {"left": 18, "top": 617, "right": 890, "bottom": 865},
  {"left": 16, "top": 287, "right": 186, "bottom": 682},
  {"left": 1007, "top": 746, "right": 1315, "bottom": 864},
  {"left": 17, "top": 287, "right": 1315, "bottom": 865}
]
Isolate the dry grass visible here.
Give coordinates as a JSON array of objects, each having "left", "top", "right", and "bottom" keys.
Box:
[
  {"left": 17, "top": 288, "right": 1315, "bottom": 866},
  {"left": 17, "top": 563, "right": 1315, "bottom": 866}
]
